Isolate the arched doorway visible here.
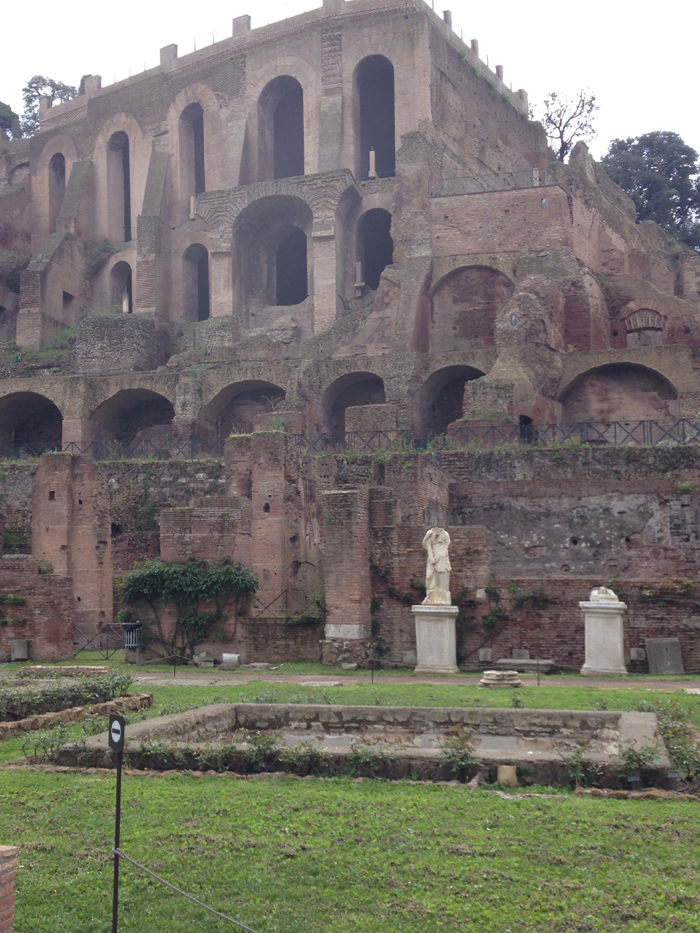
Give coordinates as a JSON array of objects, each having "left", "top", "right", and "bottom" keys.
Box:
[
  {"left": 560, "top": 364, "right": 679, "bottom": 423},
  {"left": 418, "top": 366, "right": 486, "bottom": 436},
  {"left": 49, "top": 153, "right": 66, "bottom": 234},
  {"left": 430, "top": 266, "right": 515, "bottom": 352},
  {"left": 90, "top": 389, "right": 175, "bottom": 444},
  {"left": 110, "top": 261, "right": 133, "bottom": 313},
  {"left": 357, "top": 209, "right": 393, "bottom": 290},
  {"left": 258, "top": 76, "right": 304, "bottom": 181},
  {"left": 201, "top": 381, "right": 287, "bottom": 437},
  {"left": 0, "top": 392, "right": 63, "bottom": 453},
  {"left": 107, "top": 131, "right": 131, "bottom": 243},
  {"left": 355, "top": 56, "right": 395, "bottom": 180},
  {"left": 323, "top": 372, "right": 386, "bottom": 443},
  {"left": 183, "top": 244, "right": 210, "bottom": 321},
  {"left": 179, "top": 102, "right": 206, "bottom": 199}
]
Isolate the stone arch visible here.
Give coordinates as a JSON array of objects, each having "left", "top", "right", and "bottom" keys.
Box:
[
  {"left": 623, "top": 308, "right": 666, "bottom": 348},
  {"left": 258, "top": 76, "right": 304, "bottom": 181},
  {"left": 182, "top": 244, "right": 210, "bottom": 321},
  {"left": 90, "top": 389, "right": 175, "bottom": 444},
  {"left": 48, "top": 153, "right": 66, "bottom": 234},
  {"left": 233, "top": 195, "right": 313, "bottom": 319},
  {"left": 245, "top": 58, "right": 319, "bottom": 181},
  {"left": 430, "top": 266, "right": 515, "bottom": 352},
  {"left": 35, "top": 133, "right": 78, "bottom": 241},
  {"left": 93, "top": 114, "right": 144, "bottom": 244},
  {"left": 354, "top": 55, "right": 395, "bottom": 180},
  {"left": 200, "top": 380, "right": 286, "bottom": 437},
  {"left": 357, "top": 208, "right": 393, "bottom": 291},
  {"left": 109, "top": 260, "right": 133, "bottom": 313},
  {"left": 323, "top": 371, "right": 386, "bottom": 443},
  {"left": 0, "top": 392, "right": 63, "bottom": 452},
  {"left": 560, "top": 364, "right": 679, "bottom": 423},
  {"left": 417, "top": 365, "right": 486, "bottom": 436},
  {"left": 167, "top": 84, "right": 220, "bottom": 208}
]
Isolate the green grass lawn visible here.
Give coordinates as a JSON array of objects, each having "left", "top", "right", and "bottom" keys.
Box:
[{"left": 1, "top": 769, "right": 699, "bottom": 933}]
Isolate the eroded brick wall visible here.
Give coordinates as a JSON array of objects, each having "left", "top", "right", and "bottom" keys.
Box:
[
  {"left": 0, "top": 559, "right": 73, "bottom": 661},
  {"left": 0, "top": 845, "right": 18, "bottom": 933}
]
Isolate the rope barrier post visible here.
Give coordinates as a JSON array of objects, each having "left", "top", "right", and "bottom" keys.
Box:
[{"left": 109, "top": 714, "right": 126, "bottom": 933}]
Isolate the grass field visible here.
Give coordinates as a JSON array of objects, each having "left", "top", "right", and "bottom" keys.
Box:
[
  {"left": 1, "top": 769, "right": 699, "bottom": 932},
  {"left": 2, "top": 676, "right": 700, "bottom": 931}
]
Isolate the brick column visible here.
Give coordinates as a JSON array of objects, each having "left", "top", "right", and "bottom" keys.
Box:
[
  {"left": 320, "top": 487, "right": 370, "bottom": 663},
  {"left": 0, "top": 846, "right": 18, "bottom": 933}
]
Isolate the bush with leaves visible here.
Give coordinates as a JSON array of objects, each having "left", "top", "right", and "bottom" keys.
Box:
[
  {"left": 638, "top": 699, "right": 700, "bottom": 782},
  {"left": 611, "top": 740, "right": 659, "bottom": 783},
  {"left": 556, "top": 740, "right": 602, "bottom": 787},
  {"left": 0, "top": 672, "right": 133, "bottom": 723},
  {"left": 440, "top": 724, "right": 481, "bottom": 779},
  {"left": 116, "top": 557, "right": 259, "bottom": 658}
]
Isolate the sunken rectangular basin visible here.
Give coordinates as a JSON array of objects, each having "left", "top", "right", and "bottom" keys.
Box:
[{"left": 78, "top": 704, "right": 670, "bottom": 784}]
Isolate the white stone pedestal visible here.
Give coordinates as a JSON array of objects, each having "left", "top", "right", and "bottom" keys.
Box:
[
  {"left": 412, "top": 604, "right": 459, "bottom": 674},
  {"left": 580, "top": 594, "right": 628, "bottom": 676}
]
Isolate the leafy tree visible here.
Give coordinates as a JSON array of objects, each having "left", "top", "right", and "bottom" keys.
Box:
[
  {"left": 601, "top": 131, "right": 700, "bottom": 250},
  {"left": 20, "top": 76, "right": 77, "bottom": 136},
  {"left": 117, "top": 557, "right": 259, "bottom": 659},
  {"left": 0, "top": 101, "right": 21, "bottom": 139},
  {"left": 533, "top": 90, "right": 598, "bottom": 162}
]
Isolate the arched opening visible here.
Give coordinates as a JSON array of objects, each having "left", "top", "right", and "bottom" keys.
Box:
[
  {"left": 561, "top": 364, "right": 679, "bottom": 424},
  {"left": 323, "top": 372, "right": 386, "bottom": 443},
  {"left": 418, "top": 366, "right": 485, "bottom": 436},
  {"left": 258, "top": 76, "right": 304, "bottom": 181},
  {"left": 90, "top": 389, "right": 175, "bottom": 444},
  {"left": 430, "top": 266, "right": 515, "bottom": 352},
  {"left": 107, "top": 131, "right": 131, "bottom": 243},
  {"left": 625, "top": 310, "right": 665, "bottom": 348},
  {"left": 48, "top": 153, "right": 66, "bottom": 234},
  {"left": 110, "top": 261, "right": 133, "bottom": 313},
  {"left": 201, "top": 381, "right": 286, "bottom": 438},
  {"left": 180, "top": 103, "right": 206, "bottom": 199},
  {"left": 276, "top": 228, "right": 307, "bottom": 305},
  {"left": 355, "top": 56, "right": 395, "bottom": 180},
  {"left": 183, "top": 244, "right": 210, "bottom": 321},
  {"left": 234, "top": 196, "right": 312, "bottom": 314},
  {"left": 0, "top": 392, "right": 63, "bottom": 453},
  {"left": 357, "top": 209, "right": 393, "bottom": 290}
]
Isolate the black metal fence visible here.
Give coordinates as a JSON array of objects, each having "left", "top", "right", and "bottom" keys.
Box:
[{"left": 4, "top": 420, "right": 700, "bottom": 463}]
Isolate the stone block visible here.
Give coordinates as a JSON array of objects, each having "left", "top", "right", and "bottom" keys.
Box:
[
  {"left": 478, "top": 648, "right": 492, "bottom": 663},
  {"left": 0, "top": 651, "right": 9, "bottom": 663},
  {"left": 512, "top": 648, "right": 530, "bottom": 659},
  {"left": 402, "top": 650, "right": 417, "bottom": 667},
  {"left": 630, "top": 647, "right": 647, "bottom": 662},
  {"left": 645, "top": 638, "right": 684, "bottom": 675},
  {"left": 10, "top": 640, "right": 28, "bottom": 661},
  {"left": 479, "top": 670, "right": 522, "bottom": 688},
  {"left": 497, "top": 765, "right": 519, "bottom": 787},
  {"left": 412, "top": 604, "right": 459, "bottom": 673},
  {"left": 221, "top": 653, "right": 242, "bottom": 671}
]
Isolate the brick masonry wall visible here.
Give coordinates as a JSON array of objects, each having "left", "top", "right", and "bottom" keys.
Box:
[
  {"left": 0, "top": 559, "right": 73, "bottom": 661},
  {"left": 0, "top": 845, "right": 18, "bottom": 933},
  {"left": 75, "top": 315, "right": 168, "bottom": 374}
]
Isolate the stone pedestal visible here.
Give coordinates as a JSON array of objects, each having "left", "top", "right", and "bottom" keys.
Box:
[
  {"left": 580, "top": 590, "right": 628, "bottom": 676},
  {"left": 412, "top": 604, "right": 459, "bottom": 674}
]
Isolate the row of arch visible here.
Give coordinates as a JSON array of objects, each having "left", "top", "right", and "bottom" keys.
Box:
[
  {"left": 0, "top": 363, "right": 681, "bottom": 452},
  {"left": 43, "top": 54, "right": 396, "bottom": 245}
]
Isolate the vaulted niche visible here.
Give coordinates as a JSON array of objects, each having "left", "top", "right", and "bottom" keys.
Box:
[
  {"left": 180, "top": 103, "right": 206, "bottom": 198},
  {"left": 430, "top": 266, "right": 515, "bottom": 352},
  {"left": 355, "top": 55, "right": 395, "bottom": 180},
  {"left": 561, "top": 364, "right": 679, "bottom": 424},
  {"left": 48, "top": 153, "right": 65, "bottom": 234},
  {"left": 110, "top": 261, "right": 133, "bottom": 313},
  {"left": 418, "top": 365, "right": 485, "bottom": 436},
  {"left": 91, "top": 389, "right": 174, "bottom": 444},
  {"left": 323, "top": 372, "right": 386, "bottom": 443},
  {"left": 183, "top": 244, "right": 210, "bottom": 321},
  {"left": 0, "top": 392, "right": 63, "bottom": 452},
  {"left": 234, "top": 195, "right": 311, "bottom": 315},
  {"left": 107, "top": 131, "right": 131, "bottom": 243},
  {"left": 201, "top": 380, "right": 286, "bottom": 438},
  {"left": 258, "top": 76, "right": 304, "bottom": 181},
  {"left": 357, "top": 208, "right": 393, "bottom": 290}
]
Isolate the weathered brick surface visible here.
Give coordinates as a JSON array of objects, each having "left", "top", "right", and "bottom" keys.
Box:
[
  {"left": 0, "top": 558, "right": 73, "bottom": 661},
  {"left": 0, "top": 845, "right": 18, "bottom": 933}
]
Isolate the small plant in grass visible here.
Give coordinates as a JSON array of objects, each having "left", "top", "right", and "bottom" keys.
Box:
[
  {"left": 246, "top": 730, "right": 282, "bottom": 770},
  {"left": 595, "top": 698, "right": 608, "bottom": 710},
  {"left": 611, "top": 740, "right": 659, "bottom": 781},
  {"left": 282, "top": 740, "right": 325, "bottom": 775},
  {"left": 440, "top": 724, "right": 481, "bottom": 778},
  {"left": 556, "top": 739, "right": 602, "bottom": 787},
  {"left": 347, "top": 737, "right": 396, "bottom": 777},
  {"left": 21, "top": 725, "right": 73, "bottom": 763},
  {"left": 510, "top": 693, "right": 525, "bottom": 708}
]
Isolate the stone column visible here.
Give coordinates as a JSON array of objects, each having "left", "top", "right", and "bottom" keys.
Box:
[
  {"left": 209, "top": 237, "right": 233, "bottom": 318},
  {"left": 579, "top": 586, "right": 628, "bottom": 676},
  {"left": 312, "top": 213, "right": 337, "bottom": 334}
]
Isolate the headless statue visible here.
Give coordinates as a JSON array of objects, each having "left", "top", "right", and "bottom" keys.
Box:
[{"left": 422, "top": 526, "right": 451, "bottom": 605}]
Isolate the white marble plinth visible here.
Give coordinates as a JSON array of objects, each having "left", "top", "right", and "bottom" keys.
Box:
[
  {"left": 412, "top": 604, "right": 459, "bottom": 674},
  {"left": 580, "top": 598, "right": 628, "bottom": 676}
]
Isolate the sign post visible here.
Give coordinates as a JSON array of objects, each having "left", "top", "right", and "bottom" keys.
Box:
[{"left": 109, "top": 714, "right": 126, "bottom": 933}]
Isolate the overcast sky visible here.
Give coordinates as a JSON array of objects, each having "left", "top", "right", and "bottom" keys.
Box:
[{"left": 2, "top": 0, "right": 698, "bottom": 160}]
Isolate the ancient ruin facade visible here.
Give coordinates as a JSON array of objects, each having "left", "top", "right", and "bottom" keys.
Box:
[{"left": 2, "top": 0, "right": 700, "bottom": 668}]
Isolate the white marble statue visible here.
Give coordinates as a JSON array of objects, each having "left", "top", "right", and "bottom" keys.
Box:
[
  {"left": 422, "top": 526, "right": 451, "bottom": 605},
  {"left": 589, "top": 585, "right": 620, "bottom": 603}
]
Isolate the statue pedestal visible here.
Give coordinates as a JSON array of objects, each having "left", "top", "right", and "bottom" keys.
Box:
[
  {"left": 579, "top": 599, "right": 628, "bottom": 676},
  {"left": 412, "top": 604, "right": 459, "bottom": 674}
]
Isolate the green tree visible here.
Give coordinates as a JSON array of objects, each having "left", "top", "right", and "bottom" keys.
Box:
[
  {"left": 601, "top": 131, "right": 700, "bottom": 250},
  {"left": 0, "top": 101, "right": 21, "bottom": 139},
  {"left": 533, "top": 89, "right": 598, "bottom": 162},
  {"left": 20, "top": 75, "right": 77, "bottom": 136},
  {"left": 116, "top": 557, "right": 259, "bottom": 659}
]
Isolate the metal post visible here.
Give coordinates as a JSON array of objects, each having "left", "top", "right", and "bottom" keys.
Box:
[
  {"left": 537, "top": 659, "right": 540, "bottom": 687},
  {"left": 112, "top": 749, "right": 122, "bottom": 932}
]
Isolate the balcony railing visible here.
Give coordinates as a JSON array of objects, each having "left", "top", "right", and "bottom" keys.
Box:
[{"left": 430, "top": 168, "right": 557, "bottom": 198}]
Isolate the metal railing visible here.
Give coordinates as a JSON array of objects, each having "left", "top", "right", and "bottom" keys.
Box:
[
  {"left": 0, "top": 438, "right": 226, "bottom": 462},
  {"left": 430, "top": 167, "right": 557, "bottom": 198},
  {"left": 446, "top": 419, "right": 700, "bottom": 448}
]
